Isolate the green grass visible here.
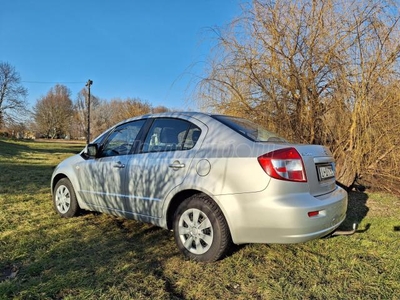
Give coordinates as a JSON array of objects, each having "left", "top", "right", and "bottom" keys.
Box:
[{"left": 0, "top": 138, "right": 399, "bottom": 299}]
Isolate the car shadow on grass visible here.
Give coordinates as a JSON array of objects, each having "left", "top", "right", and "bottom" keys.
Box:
[{"left": 336, "top": 191, "right": 370, "bottom": 233}]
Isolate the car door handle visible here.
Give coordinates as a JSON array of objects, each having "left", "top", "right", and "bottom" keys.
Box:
[
  {"left": 113, "top": 162, "right": 125, "bottom": 169},
  {"left": 169, "top": 161, "right": 185, "bottom": 169}
]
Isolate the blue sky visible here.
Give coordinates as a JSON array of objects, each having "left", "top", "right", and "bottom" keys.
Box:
[{"left": 1, "top": 0, "right": 243, "bottom": 110}]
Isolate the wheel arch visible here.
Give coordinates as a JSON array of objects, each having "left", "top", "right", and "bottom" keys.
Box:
[
  {"left": 166, "top": 189, "right": 199, "bottom": 230},
  {"left": 51, "top": 173, "right": 68, "bottom": 194},
  {"left": 165, "top": 189, "right": 231, "bottom": 233}
]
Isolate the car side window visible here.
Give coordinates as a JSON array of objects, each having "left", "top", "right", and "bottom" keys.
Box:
[
  {"left": 182, "top": 126, "right": 201, "bottom": 150},
  {"left": 101, "top": 120, "right": 145, "bottom": 157},
  {"left": 142, "top": 118, "right": 200, "bottom": 153}
]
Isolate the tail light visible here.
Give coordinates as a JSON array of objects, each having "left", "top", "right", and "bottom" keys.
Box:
[{"left": 258, "top": 147, "right": 307, "bottom": 182}]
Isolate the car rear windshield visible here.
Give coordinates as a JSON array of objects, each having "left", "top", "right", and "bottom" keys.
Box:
[{"left": 212, "top": 115, "right": 287, "bottom": 143}]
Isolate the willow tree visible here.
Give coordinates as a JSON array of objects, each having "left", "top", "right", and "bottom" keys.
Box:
[{"left": 197, "top": 0, "right": 400, "bottom": 191}]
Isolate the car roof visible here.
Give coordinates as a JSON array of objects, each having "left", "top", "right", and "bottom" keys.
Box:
[{"left": 120, "top": 111, "right": 214, "bottom": 125}]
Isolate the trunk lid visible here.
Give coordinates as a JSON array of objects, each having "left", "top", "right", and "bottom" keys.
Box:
[{"left": 294, "top": 144, "right": 337, "bottom": 196}]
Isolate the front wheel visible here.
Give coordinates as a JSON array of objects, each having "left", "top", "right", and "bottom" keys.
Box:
[
  {"left": 173, "top": 194, "right": 232, "bottom": 262},
  {"left": 53, "top": 178, "right": 80, "bottom": 218}
]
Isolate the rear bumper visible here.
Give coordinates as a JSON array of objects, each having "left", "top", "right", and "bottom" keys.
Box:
[{"left": 215, "top": 186, "right": 348, "bottom": 244}]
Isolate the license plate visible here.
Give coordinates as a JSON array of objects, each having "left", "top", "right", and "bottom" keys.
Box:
[{"left": 317, "top": 164, "right": 335, "bottom": 180}]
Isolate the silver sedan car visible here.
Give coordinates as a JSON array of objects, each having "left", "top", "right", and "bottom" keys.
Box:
[{"left": 51, "top": 112, "right": 348, "bottom": 262}]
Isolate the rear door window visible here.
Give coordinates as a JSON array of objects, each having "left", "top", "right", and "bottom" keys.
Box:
[{"left": 141, "top": 118, "right": 201, "bottom": 153}]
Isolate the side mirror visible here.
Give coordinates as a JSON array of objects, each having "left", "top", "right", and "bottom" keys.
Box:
[{"left": 85, "top": 143, "right": 99, "bottom": 158}]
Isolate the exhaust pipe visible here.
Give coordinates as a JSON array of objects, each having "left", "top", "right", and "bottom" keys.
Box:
[{"left": 331, "top": 223, "right": 358, "bottom": 236}]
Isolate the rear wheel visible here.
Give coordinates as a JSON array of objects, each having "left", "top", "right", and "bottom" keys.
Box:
[
  {"left": 173, "top": 194, "right": 232, "bottom": 262},
  {"left": 53, "top": 178, "right": 79, "bottom": 218}
]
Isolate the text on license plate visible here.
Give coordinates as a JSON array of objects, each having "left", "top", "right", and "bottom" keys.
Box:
[{"left": 318, "top": 164, "right": 335, "bottom": 180}]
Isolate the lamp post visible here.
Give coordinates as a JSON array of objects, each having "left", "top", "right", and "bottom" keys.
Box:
[{"left": 86, "top": 79, "right": 93, "bottom": 144}]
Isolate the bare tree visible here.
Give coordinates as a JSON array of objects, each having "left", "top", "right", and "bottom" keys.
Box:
[
  {"left": 72, "top": 88, "right": 102, "bottom": 139},
  {"left": 197, "top": 0, "right": 400, "bottom": 190},
  {"left": 74, "top": 96, "right": 152, "bottom": 140},
  {"left": 152, "top": 105, "right": 170, "bottom": 113},
  {"left": 90, "top": 99, "right": 114, "bottom": 139},
  {"left": 107, "top": 98, "right": 152, "bottom": 124},
  {"left": 33, "top": 84, "right": 74, "bottom": 138},
  {"left": 0, "top": 62, "right": 28, "bottom": 127}
]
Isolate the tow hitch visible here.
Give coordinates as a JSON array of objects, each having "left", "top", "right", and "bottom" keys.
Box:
[{"left": 331, "top": 223, "right": 359, "bottom": 236}]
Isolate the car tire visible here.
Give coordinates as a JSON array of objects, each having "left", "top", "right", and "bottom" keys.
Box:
[
  {"left": 173, "top": 194, "right": 232, "bottom": 262},
  {"left": 53, "top": 178, "right": 80, "bottom": 218}
]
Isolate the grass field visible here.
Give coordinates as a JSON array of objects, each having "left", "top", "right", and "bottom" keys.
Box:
[{"left": 0, "top": 138, "right": 399, "bottom": 299}]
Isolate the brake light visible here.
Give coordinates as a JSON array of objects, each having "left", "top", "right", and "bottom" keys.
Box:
[{"left": 258, "top": 147, "right": 307, "bottom": 182}]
